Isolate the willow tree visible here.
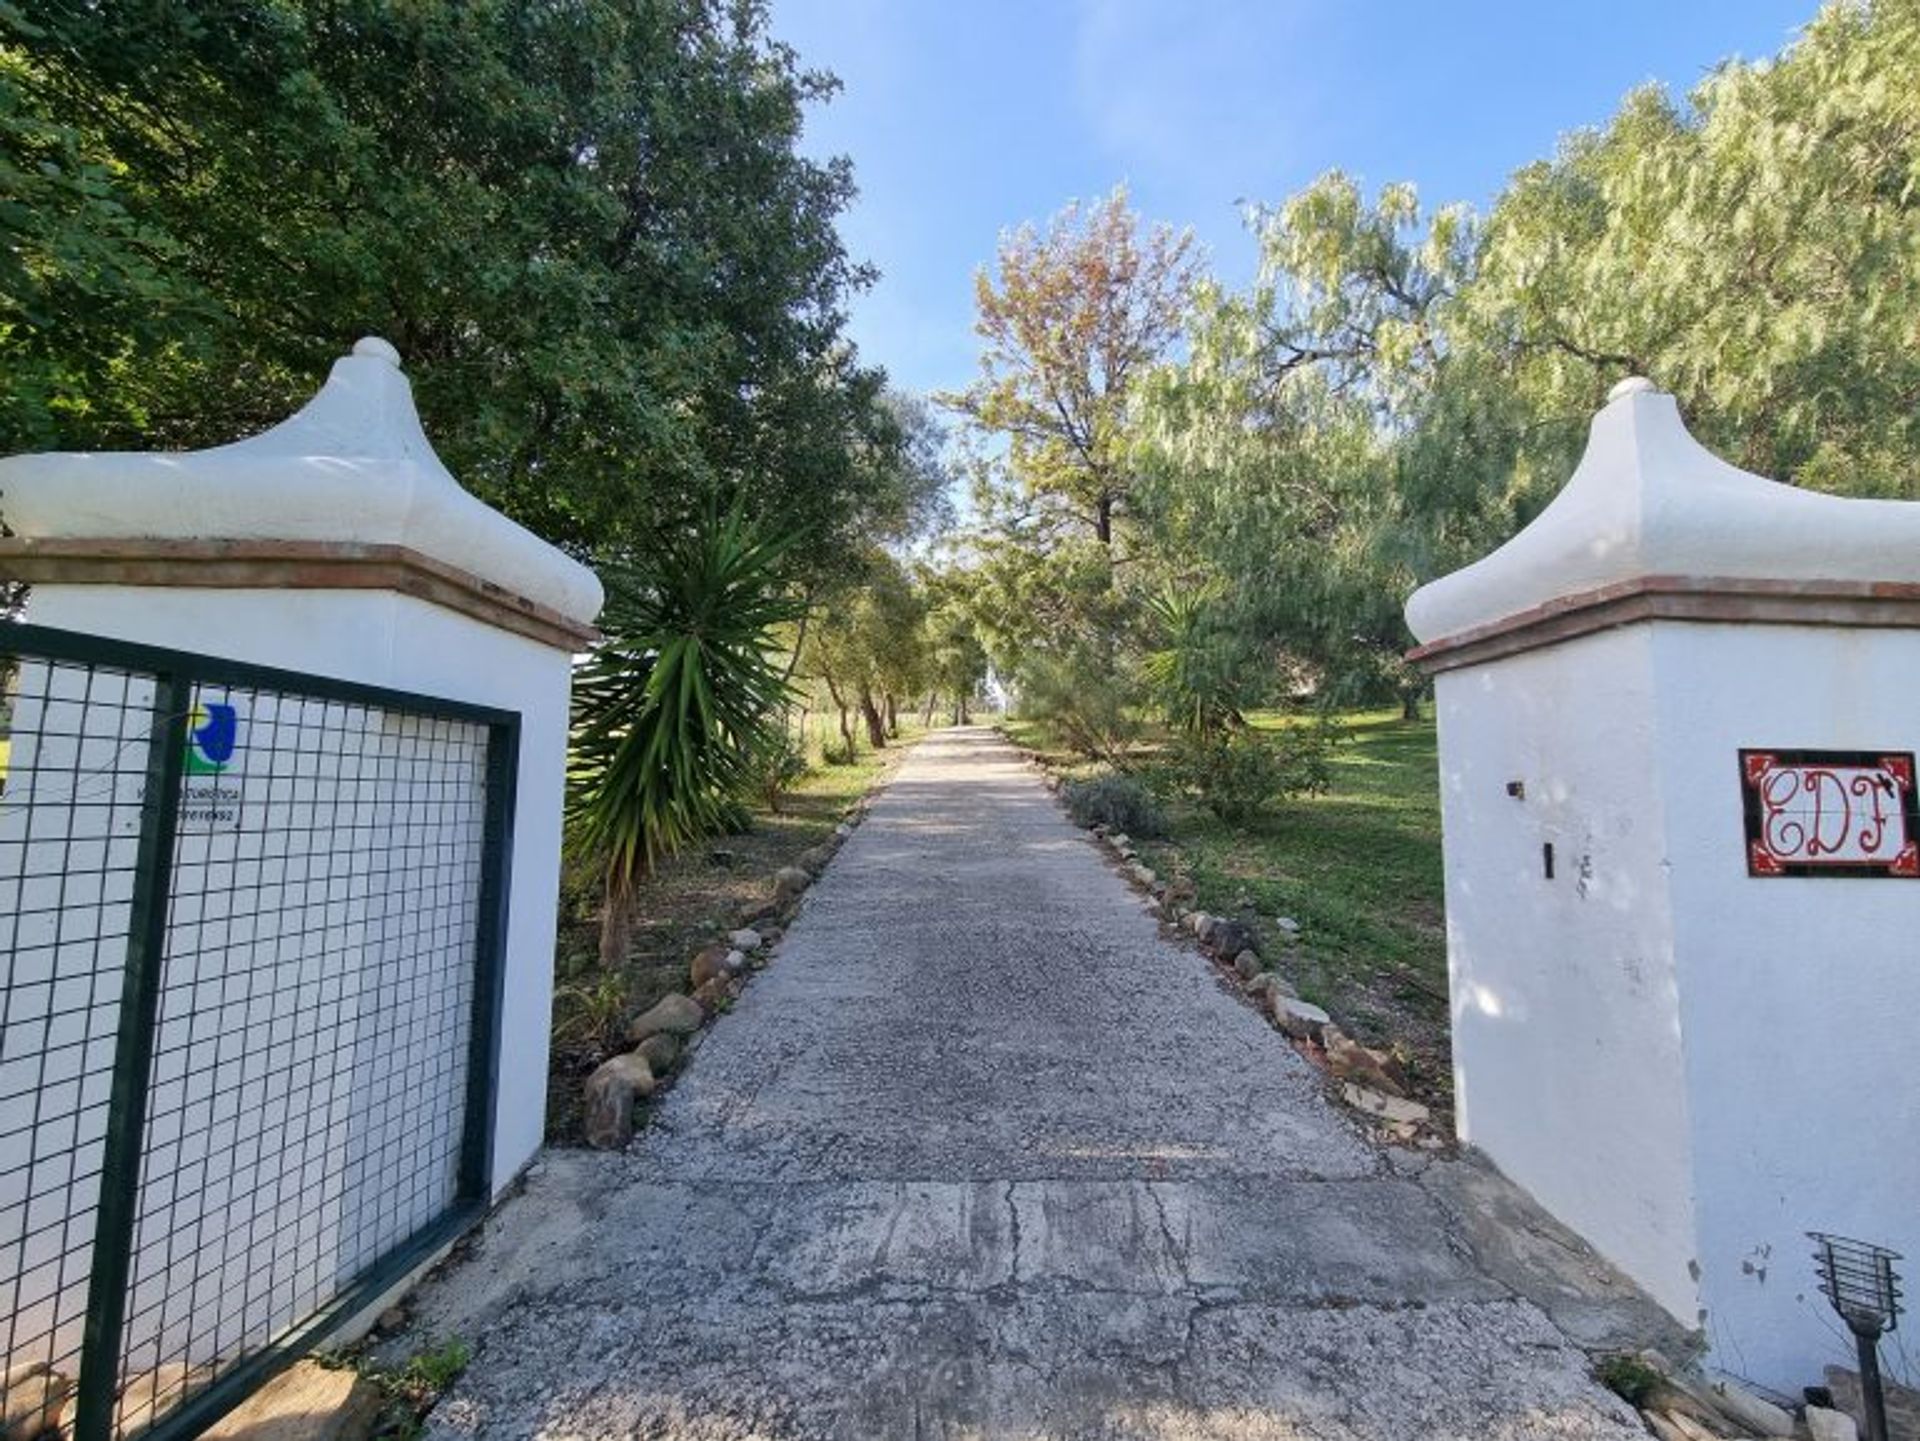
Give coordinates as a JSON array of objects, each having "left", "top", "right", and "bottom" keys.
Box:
[
  {"left": 1463, "top": 0, "right": 1920, "bottom": 498},
  {"left": 1132, "top": 0, "right": 1920, "bottom": 716},
  {"left": 1129, "top": 176, "right": 1470, "bottom": 717}
]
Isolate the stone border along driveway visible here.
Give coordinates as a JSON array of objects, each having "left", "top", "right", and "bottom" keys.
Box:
[
  {"left": 1015, "top": 739, "right": 1442, "bottom": 1139},
  {"left": 579, "top": 772, "right": 887, "bottom": 1151},
  {"left": 389, "top": 726, "right": 1687, "bottom": 1440}
]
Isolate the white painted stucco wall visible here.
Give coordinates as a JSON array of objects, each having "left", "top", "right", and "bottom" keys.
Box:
[
  {"left": 0, "top": 338, "right": 596, "bottom": 1193},
  {"left": 1652, "top": 621, "right": 1920, "bottom": 1386},
  {"left": 1410, "top": 378, "right": 1920, "bottom": 1392},
  {"left": 21, "top": 584, "right": 574, "bottom": 1194},
  {"left": 1434, "top": 624, "right": 1700, "bottom": 1324}
]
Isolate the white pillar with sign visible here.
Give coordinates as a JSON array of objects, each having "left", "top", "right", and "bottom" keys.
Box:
[
  {"left": 1405, "top": 378, "right": 1920, "bottom": 1390},
  {"left": 0, "top": 338, "right": 601, "bottom": 1196}
]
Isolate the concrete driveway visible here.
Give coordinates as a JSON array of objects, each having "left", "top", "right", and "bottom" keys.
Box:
[{"left": 405, "top": 728, "right": 1669, "bottom": 1439}]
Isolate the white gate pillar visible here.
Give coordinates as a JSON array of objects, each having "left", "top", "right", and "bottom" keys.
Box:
[
  {"left": 0, "top": 337, "right": 601, "bottom": 1194},
  {"left": 1406, "top": 378, "right": 1920, "bottom": 1389}
]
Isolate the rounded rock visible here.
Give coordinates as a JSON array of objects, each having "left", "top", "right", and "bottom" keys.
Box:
[
  {"left": 1209, "top": 920, "right": 1256, "bottom": 959},
  {"left": 582, "top": 1052, "right": 655, "bottom": 1149},
  {"left": 1272, "top": 995, "right": 1331, "bottom": 1041},
  {"left": 690, "top": 944, "right": 732, "bottom": 988},
  {"left": 634, "top": 1032, "right": 680, "bottom": 1074},
  {"left": 627, "top": 992, "right": 705, "bottom": 1044}
]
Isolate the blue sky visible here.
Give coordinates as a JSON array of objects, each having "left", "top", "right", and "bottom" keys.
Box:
[{"left": 771, "top": 0, "right": 1819, "bottom": 402}]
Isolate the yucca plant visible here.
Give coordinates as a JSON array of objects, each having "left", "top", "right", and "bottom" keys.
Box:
[
  {"left": 569, "top": 508, "right": 804, "bottom": 965},
  {"left": 1139, "top": 582, "right": 1253, "bottom": 738}
]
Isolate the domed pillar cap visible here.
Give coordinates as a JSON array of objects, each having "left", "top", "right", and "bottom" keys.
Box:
[
  {"left": 1404, "top": 381, "right": 1920, "bottom": 672},
  {"left": 0, "top": 338, "right": 602, "bottom": 648}
]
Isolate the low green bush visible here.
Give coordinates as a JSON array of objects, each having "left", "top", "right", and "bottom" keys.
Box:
[
  {"left": 1013, "top": 649, "right": 1142, "bottom": 763},
  {"left": 1062, "top": 772, "right": 1168, "bottom": 838},
  {"left": 1593, "top": 1354, "right": 1662, "bottom": 1407},
  {"left": 750, "top": 736, "right": 810, "bottom": 809},
  {"left": 1163, "top": 721, "right": 1335, "bottom": 823}
]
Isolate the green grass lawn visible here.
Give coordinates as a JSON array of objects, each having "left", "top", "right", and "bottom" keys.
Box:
[
  {"left": 1158, "top": 708, "right": 1446, "bottom": 1035},
  {"left": 1007, "top": 708, "right": 1453, "bottom": 1103}
]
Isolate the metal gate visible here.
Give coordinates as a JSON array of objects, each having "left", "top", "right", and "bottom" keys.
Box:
[{"left": 0, "top": 623, "right": 515, "bottom": 1439}]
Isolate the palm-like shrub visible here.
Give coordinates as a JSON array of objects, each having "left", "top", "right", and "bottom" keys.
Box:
[
  {"left": 1139, "top": 583, "right": 1257, "bottom": 737},
  {"left": 569, "top": 509, "right": 803, "bottom": 965}
]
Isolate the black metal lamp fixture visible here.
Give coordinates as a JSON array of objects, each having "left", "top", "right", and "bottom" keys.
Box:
[{"left": 1810, "top": 1231, "right": 1903, "bottom": 1441}]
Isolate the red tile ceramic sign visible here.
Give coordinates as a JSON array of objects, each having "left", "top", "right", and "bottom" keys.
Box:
[{"left": 1741, "top": 750, "right": 1920, "bottom": 877}]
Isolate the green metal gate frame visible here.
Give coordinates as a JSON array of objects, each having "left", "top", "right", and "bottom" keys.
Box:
[{"left": 0, "top": 621, "right": 518, "bottom": 1440}]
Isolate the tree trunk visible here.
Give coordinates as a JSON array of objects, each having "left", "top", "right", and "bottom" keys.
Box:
[
  {"left": 1400, "top": 688, "right": 1423, "bottom": 722},
  {"left": 885, "top": 693, "right": 898, "bottom": 736},
  {"left": 860, "top": 687, "right": 887, "bottom": 747},
  {"left": 1094, "top": 492, "right": 1113, "bottom": 546},
  {"left": 599, "top": 868, "right": 636, "bottom": 968},
  {"left": 959, "top": 695, "right": 971, "bottom": 725},
  {"left": 922, "top": 692, "right": 937, "bottom": 728},
  {"left": 778, "top": 597, "right": 814, "bottom": 687},
  {"left": 823, "top": 672, "right": 855, "bottom": 755},
  {"left": 952, "top": 698, "right": 962, "bottom": 725}
]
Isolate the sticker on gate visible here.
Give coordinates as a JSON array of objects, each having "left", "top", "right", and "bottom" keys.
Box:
[{"left": 178, "top": 689, "right": 242, "bottom": 831}]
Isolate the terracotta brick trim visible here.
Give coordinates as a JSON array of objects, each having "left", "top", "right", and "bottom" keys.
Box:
[
  {"left": 0, "top": 537, "right": 600, "bottom": 651},
  {"left": 1408, "top": 575, "right": 1920, "bottom": 675}
]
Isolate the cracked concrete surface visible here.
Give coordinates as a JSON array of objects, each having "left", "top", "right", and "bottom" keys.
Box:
[{"left": 403, "top": 728, "right": 1676, "bottom": 1439}]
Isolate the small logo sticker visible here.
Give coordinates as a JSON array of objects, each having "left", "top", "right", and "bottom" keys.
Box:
[{"left": 185, "top": 701, "right": 239, "bottom": 775}]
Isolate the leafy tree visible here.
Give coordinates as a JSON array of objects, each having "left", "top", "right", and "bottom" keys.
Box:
[
  {"left": 800, "top": 549, "right": 927, "bottom": 749},
  {"left": 0, "top": 9, "right": 205, "bottom": 454},
  {"left": 936, "top": 191, "right": 1208, "bottom": 755},
  {"left": 1, "top": 0, "right": 888, "bottom": 570},
  {"left": 1464, "top": 0, "right": 1920, "bottom": 497},
  {"left": 961, "top": 514, "right": 1144, "bottom": 758},
  {"left": 862, "top": 391, "right": 959, "bottom": 547},
  {"left": 1243, "top": 173, "right": 1472, "bottom": 413},
  {"left": 1132, "top": 253, "right": 1436, "bottom": 713},
  {"left": 919, "top": 569, "right": 989, "bottom": 725},
  {"left": 569, "top": 509, "right": 801, "bottom": 965},
  {"left": 1130, "top": 1, "right": 1920, "bottom": 718},
  {"left": 943, "top": 188, "right": 1199, "bottom": 545}
]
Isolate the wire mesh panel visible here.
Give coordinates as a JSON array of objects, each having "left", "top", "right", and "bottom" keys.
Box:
[
  {"left": 115, "top": 689, "right": 490, "bottom": 1433},
  {"left": 0, "top": 655, "right": 156, "bottom": 1436},
  {"left": 0, "top": 627, "right": 513, "bottom": 1441}
]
